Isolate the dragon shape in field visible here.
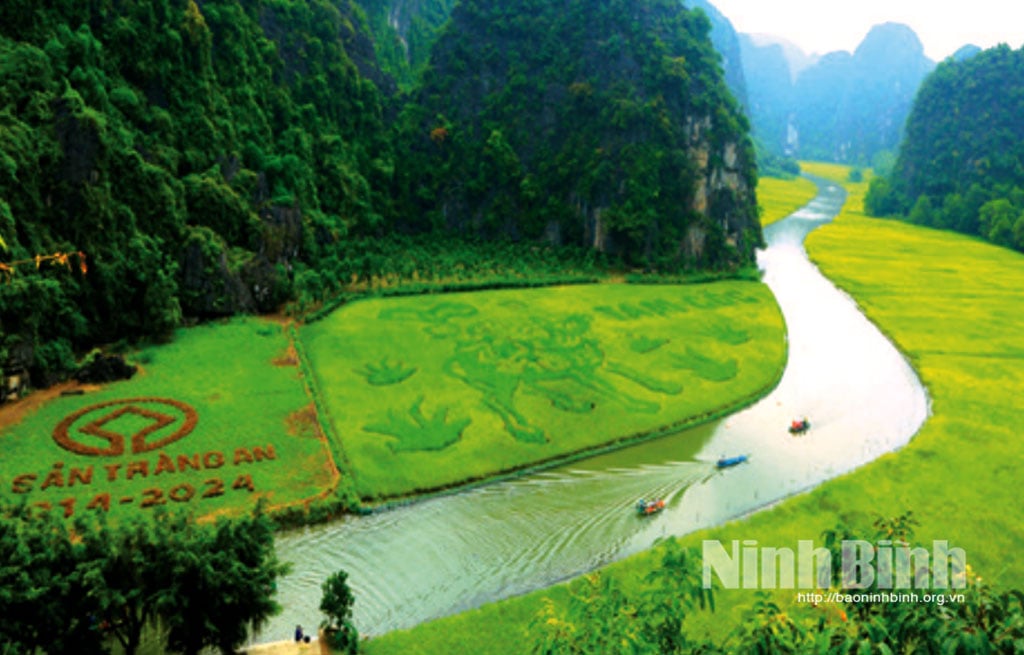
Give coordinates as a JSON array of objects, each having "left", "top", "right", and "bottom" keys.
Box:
[{"left": 378, "top": 302, "right": 681, "bottom": 444}]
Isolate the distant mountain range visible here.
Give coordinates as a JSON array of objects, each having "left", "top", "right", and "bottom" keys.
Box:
[
  {"left": 717, "top": 14, "right": 938, "bottom": 165},
  {"left": 362, "top": 0, "right": 953, "bottom": 166}
]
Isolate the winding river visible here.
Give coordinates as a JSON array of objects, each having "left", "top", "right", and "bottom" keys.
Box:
[{"left": 255, "top": 176, "right": 929, "bottom": 642}]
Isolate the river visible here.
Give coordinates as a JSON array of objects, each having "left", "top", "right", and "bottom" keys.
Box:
[{"left": 255, "top": 176, "right": 928, "bottom": 642}]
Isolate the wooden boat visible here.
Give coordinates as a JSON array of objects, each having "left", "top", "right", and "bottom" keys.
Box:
[
  {"left": 716, "top": 454, "right": 748, "bottom": 469},
  {"left": 636, "top": 498, "right": 666, "bottom": 516},
  {"left": 789, "top": 418, "right": 811, "bottom": 434}
]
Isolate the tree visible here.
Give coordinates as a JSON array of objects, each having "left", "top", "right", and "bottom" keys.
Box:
[
  {"left": 907, "top": 194, "right": 934, "bottom": 226},
  {"left": 0, "top": 504, "right": 288, "bottom": 655},
  {"left": 530, "top": 539, "right": 718, "bottom": 654},
  {"left": 78, "top": 514, "right": 174, "bottom": 655},
  {"left": 530, "top": 513, "right": 1024, "bottom": 654},
  {"left": 320, "top": 570, "right": 359, "bottom": 654},
  {"left": 864, "top": 176, "right": 904, "bottom": 217},
  {"left": 979, "top": 198, "right": 1019, "bottom": 247},
  {"left": 161, "top": 507, "right": 290, "bottom": 655},
  {"left": 0, "top": 506, "right": 107, "bottom": 655}
]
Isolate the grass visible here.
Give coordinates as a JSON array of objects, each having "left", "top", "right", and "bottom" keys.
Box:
[
  {"left": 363, "top": 163, "right": 1024, "bottom": 654},
  {"left": 757, "top": 174, "right": 819, "bottom": 226},
  {"left": 299, "top": 282, "right": 787, "bottom": 500},
  {"left": 0, "top": 318, "right": 339, "bottom": 521}
]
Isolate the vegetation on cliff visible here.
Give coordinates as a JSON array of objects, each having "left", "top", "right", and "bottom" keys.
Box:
[
  {"left": 0, "top": 0, "right": 393, "bottom": 383},
  {"left": 866, "top": 44, "right": 1024, "bottom": 253},
  {"left": 392, "top": 0, "right": 760, "bottom": 272},
  {"left": 0, "top": 0, "right": 760, "bottom": 388}
]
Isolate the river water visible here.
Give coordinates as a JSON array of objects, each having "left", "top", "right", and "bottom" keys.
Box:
[{"left": 255, "top": 176, "right": 928, "bottom": 642}]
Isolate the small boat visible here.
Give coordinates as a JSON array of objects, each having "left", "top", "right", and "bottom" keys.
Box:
[
  {"left": 636, "top": 498, "right": 666, "bottom": 516},
  {"left": 789, "top": 418, "right": 811, "bottom": 434},
  {"left": 716, "top": 454, "right": 748, "bottom": 469}
]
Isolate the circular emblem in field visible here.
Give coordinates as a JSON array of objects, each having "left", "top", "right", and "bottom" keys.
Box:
[{"left": 53, "top": 398, "right": 198, "bottom": 457}]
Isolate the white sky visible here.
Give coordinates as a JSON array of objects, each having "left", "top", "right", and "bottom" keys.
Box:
[{"left": 707, "top": 0, "right": 1024, "bottom": 61}]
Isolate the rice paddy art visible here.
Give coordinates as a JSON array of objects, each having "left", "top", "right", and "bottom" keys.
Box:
[{"left": 301, "top": 283, "right": 786, "bottom": 498}]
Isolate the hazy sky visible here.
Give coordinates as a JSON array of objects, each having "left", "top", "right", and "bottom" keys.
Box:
[{"left": 707, "top": 0, "right": 1024, "bottom": 61}]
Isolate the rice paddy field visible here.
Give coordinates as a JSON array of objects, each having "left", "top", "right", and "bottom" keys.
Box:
[
  {"left": 0, "top": 319, "right": 338, "bottom": 522},
  {"left": 300, "top": 282, "right": 787, "bottom": 500},
  {"left": 757, "top": 174, "right": 818, "bottom": 226},
  {"left": 363, "top": 165, "right": 1024, "bottom": 654},
  {"left": 1, "top": 279, "right": 788, "bottom": 522}
]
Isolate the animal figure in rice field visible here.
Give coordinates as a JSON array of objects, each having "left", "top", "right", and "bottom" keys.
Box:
[{"left": 382, "top": 302, "right": 672, "bottom": 444}]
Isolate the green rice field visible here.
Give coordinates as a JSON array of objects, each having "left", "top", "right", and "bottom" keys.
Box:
[
  {"left": 1, "top": 281, "right": 788, "bottom": 520},
  {"left": 300, "top": 282, "right": 787, "bottom": 499},
  {"left": 757, "top": 175, "right": 818, "bottom": 226},
  {"left": 364, "top": 164, "right": 1024, "bottom": 654},
  {"left": 0, "top": 319, "right": 337, "bottom": 521}
]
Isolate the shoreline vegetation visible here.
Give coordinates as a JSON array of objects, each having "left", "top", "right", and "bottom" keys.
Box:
[{"left": 359, "top": 164, "right": 1024, "bottom": 654}]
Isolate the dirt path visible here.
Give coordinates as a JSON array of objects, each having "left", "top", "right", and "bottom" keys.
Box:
[
  {"left": 245, "top": 638, "right": 321, "bottom": 655},
  {"left": 0, "top": 381, "right": 101, "bottom": 428}
]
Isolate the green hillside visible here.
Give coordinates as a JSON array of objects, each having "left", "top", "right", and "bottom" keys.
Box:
[
  {"left": 392, "top": 0, "right": 760, "bottom": 270},
  {"left": 866, "top": 44, "right": 1024, "bottom": 252},
  {"left": 0, "top": 0, "right": 760, "bottom": 392}
]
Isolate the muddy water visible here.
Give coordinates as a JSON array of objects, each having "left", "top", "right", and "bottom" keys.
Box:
[{"left": 256, "top": 176, "right": 928, "bottom": 642}]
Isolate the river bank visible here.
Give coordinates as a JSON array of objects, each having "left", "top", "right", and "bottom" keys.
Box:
[{"left": 260, "top": 171, "right": 929, "bottom": 649}]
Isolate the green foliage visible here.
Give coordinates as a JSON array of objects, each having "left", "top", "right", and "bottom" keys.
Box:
[
  {"left": 0, "top": 506, "right": 107, "bottom": 654},
  {"left": 872, "top": 45, "right": 1024, "bottom": 252},
  {"left": 321, "top": 570, "right": 360, "bottom": 654},
  {"left": 0, "top": 505, "right": 288, "bottom": 655},
  {"left": 525, "top": 515, "right": 1024, "bottom": 655},
  {"left": 393, "top": 0, "right": 759, "bottom": 272},
  {"left": 0, "top": 0, "right": 392, "bottom": 381},
  {"left": 530, "top": 540, "right": 718, "bottom": 655}
]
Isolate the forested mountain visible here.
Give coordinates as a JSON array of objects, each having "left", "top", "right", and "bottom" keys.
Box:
[
  {"left": 738, "top": 34, "right": 795, "bottom": 156},
  {"left": 792, "top": 23, "right": 934, "bottom": 163},
  {"left": 393, "top": 0, "right": 759, "bottom": 269},
  {"left": 865, "top": 44, "right": 1024, "bottom": 252},
  {"left": 951, "top": 44, "right": 982, "bottom": 62},
  {"left": 0, "top": 0, "right": 760, "bottom": 388},
  {"left": 0, "top": 0, "right": 395, "bottom": 382},
  {"left": 683, "top": 0, "right": 748, "bottom": 110},
  {"left": 356, "top": 0, "right": 456, "bottom": 89},
  {"left": 734, "top": 23, "right": 932, "bottom": 165}
]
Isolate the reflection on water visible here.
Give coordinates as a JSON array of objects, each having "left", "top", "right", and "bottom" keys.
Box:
[{"left": 256, "top": 176, "right": 928, "bottom": 642}]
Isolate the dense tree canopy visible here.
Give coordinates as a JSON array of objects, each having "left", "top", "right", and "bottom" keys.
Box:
[
  {"left": 0, "top": 505, "right": 288, "bottom": 655},
  {"left": 0, "top": 0, "right": 761, "bottom": 386},
  {"left": 866, "top": 44, "right": 1024, "bottom": 252},
  {"left": 0, "top": 0, "right": 391, "bottom": 383},
  {"left": 393, "top": 0, "right": 760, "bottom": 271}
]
